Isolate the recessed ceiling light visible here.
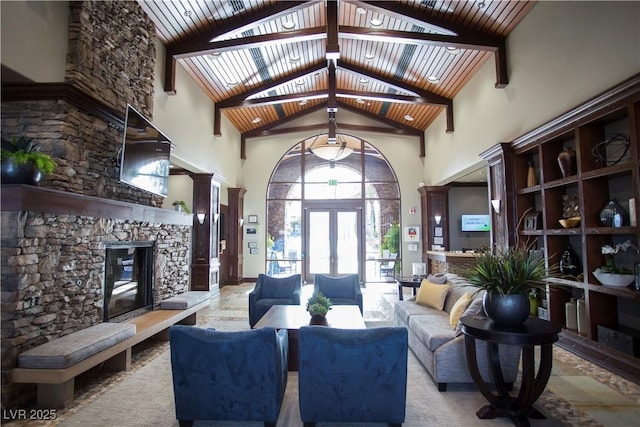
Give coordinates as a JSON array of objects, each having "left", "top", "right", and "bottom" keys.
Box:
[
  {"left": 359, "top": 78, "right": 369, "bottom": 84},
  {"left": 364, "top": 53, "right": 375, "bottom": 60},
  {"left": 290, "top": 55, "right": 301, "bottom": 63},
  {"left": 227, "top": 81, "right": 238, "bottom": 87},
  {"left": 356, "top": 7, "right": 366, "bottom": 14},
  {"left": 183, "top": 10, "right": 192, "bottom": 17},
  {"left": 282, "top": 20, "right": 295, "bottom": 30},
  {"left": 299, "top": 99, "right": 308, "bottom": 106},
  {"left": 207, "top": 52, "right": 221, "bottom": 60},
  {"left": 404, "top": 115, "right": 414, "bottom": 121},
  {"left": 295, "top": 79, "right": 305, "bottom": 86},
  {"left": 370, "top": 18, "right": 382, "bottom": 27},
  {"left": 356, "top": 98, "right": 365, "bottom": 104},
  {"left": 446, "top": 47, "right": 461, "bottom": 55},
  {"left": 427, "top": 76, "right": 439, "bottom": 83},
  {"left": 252, "top": 117, "right": 261, "bottom": 124}
]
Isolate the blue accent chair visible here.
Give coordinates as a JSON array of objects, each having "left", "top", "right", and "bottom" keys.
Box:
[
  {"left": 313, "top": 273, "right": 363, "bottom": 314},
  {"left": 249, "top": 273, "right": 302, "bottom": 328},
  {"left": 170, "top": 325, "right": 288, "bottom": 427},
  {"left": 298, "top": 326, "right": 408, "bottom": 427}
]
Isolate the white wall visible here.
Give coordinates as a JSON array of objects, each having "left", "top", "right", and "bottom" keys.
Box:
[
  {"left": 424, "top": 1, "right": 640, "bottom": 185},
  {"left": 0, "top": 1, "right": 68, "bottom": 82}
]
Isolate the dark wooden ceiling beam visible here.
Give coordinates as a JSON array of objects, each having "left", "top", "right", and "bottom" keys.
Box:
[
  {"left": 339, "top": 60, "right": 454, "bottom": 132},
  {"left": 326, "top": 0, "right": 340, "bottom": 64},
  {"left": 350, "top": 0, "right": 462, "bottom": 35},
  {"left": 168, "top": 28, "right": 326, "bottom": 59},
  {"left": 222, "top": 91, "right": 328, "bottom": 108},
  {"left": 214, "top": 62, "right": 326, "bottom": 135},
  {"left": 338, "top": 89, "right": 436, "bottom": 105},
  {"left": 347, "top": 1, "right": 508, "bottom": 87},
  {"left": 339, "top": 26, "right": 502, "bottom": 51},
  {"left": 163, "top": 1, "right": 313, "bottom": 94},
  {"left": 168, "top": 1, "right": 311, "bottom": 53},
  {"left": 337, "top": 101, "right": 418, "bottom": 135}
]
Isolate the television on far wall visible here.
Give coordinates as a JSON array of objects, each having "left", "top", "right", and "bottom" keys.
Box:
[
  {"left": 461, "top": 214, "right": 491, "bottom": 232},
  {"left": 119, "top": 104, "right": 171, "bottom": 197}
]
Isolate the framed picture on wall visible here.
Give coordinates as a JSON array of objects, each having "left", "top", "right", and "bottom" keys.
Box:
[
  {"left": 404, "top": 226, "right": 420, "bottom": 242},
  {"left": 248, "top": 241, "right": 258, "bottom": 249}
]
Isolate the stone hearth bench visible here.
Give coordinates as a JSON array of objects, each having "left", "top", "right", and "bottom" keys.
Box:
[{"left": 11, "top": 291, "right": 212, "bottom": 408}]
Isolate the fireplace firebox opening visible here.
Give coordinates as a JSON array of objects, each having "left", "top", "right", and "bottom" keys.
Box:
[{"left": 104, "top": 242, "right": 154, "bottom": 322}]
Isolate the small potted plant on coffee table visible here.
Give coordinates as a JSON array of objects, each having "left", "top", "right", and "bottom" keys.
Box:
[{"left": 306, "top": 292, "right": 332, "bottom": 325}]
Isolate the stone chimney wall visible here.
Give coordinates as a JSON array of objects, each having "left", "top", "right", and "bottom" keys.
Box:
[{"left": 1, "top": 1, "right": 192, "bottom": 408}]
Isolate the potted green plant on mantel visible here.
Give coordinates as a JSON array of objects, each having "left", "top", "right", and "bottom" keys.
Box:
[
  {"left": 460, "top": 245, "right": 557, "bottom": 326},
  {"left": 306, "top": 292, "right": 332, "bottom": 326},
  {"left": 1, "top": 136, "right": 56, "bottom": 185},
  {"left": 172, "top": 200, "right": 191, "bottom": 213}
]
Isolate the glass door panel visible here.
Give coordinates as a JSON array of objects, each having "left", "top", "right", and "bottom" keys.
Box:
[
  {"left": 305, "top": 206, "right": 362, "bottom": 282},
  {"left": 308, "top": 211, "right": 330, "bottom": 274},
  {"left": 337, "top": 211, "right": 358, "bottom": 274}
]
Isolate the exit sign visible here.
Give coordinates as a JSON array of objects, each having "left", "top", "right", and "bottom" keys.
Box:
[{"left": 328, "top": 179, "right": 338, "bottom": 186}]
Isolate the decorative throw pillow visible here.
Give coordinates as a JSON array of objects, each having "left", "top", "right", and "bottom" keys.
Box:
[
  {"left": 449, "top": 292, "right": 472, "bottom": 329},
  {"left": 415, "top": 279, "right": 450, "bottom": 310},
  {"left": 427, "top": 273, "right": 448, "bottom": 284},
  {"left": 454, "top": 297, "right": 485, "bottom": 336}
]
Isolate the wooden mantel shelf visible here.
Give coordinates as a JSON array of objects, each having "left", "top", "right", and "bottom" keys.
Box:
[{"left": 1, "top": 185, "right": 192, "bottom": 226}]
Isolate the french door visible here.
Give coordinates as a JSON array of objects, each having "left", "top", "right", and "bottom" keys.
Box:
[{"left": 304, "top": 201, "right": 362, "bottom": 283}]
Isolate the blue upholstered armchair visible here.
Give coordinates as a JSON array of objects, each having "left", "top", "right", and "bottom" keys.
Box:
[
  {"left": 313, "top": 274, "right": 363, "bottom": 314},
  {"left": 298, "top": 326, "right": 408, "bottom": 427},
  {"left": 249, "top": 273, "right": 302, "bottom": 328},
  {"left": 170, "top": 325, "right": 288, "bottom": 427}
]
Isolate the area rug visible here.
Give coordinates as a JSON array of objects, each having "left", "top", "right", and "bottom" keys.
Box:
[{"left": 44, "top": 320, "right": 601, "bottom": 427}]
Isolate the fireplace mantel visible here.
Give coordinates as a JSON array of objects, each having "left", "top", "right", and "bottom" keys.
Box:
[{"left": 1, "top": 185, "right": 192, "bottom": 226}]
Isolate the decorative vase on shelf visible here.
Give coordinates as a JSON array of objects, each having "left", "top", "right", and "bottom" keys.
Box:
[
  {"left": 577, "top": 297, "right": 587, "bottom": 335},
  {"left": 559, "top": 244, "right": 581, "bottom": 278},
  {"left": 527, "top": 161, "right": 536, "bottom": 187},
  {"left": 557, "top": 147, "right": 576, "bottom": 178},
  {"left": 483, "top": 292, "right": 530, "bottom": 326},
  {"left": 565, "top": 298, "right": 578, "bottom": 331},
  {"left": 592, "top": 271, "right": 635, "bottom": 287},
  {"left": 599, "top": 199, "right": 628, "bottom": 227}
]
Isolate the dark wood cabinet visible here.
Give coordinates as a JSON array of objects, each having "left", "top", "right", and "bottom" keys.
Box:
[{"left": 226, "top": 188, "right": 246, "bottom": 285}]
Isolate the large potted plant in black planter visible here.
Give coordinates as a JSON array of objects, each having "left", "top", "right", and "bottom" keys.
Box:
[
  {"left": 460, "top": 246, "right": 555, "bottom": 326},
  {"left": 1, "top": 136, "right": 56, "bottom": 185}
]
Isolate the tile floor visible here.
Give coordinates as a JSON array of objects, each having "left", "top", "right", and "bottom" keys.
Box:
[{"left": 214, "top": 281, "right": 640, "bottom": 427}]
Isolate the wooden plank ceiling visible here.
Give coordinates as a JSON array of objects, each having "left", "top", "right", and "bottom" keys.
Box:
[{"left": 139, "top": 0, "right": 534, "bottom": 151}]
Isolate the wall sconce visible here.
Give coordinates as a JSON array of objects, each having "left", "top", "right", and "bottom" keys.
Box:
[
  {"left": 491, "top": 199, "right": 502, "bottom": 214},
  {"left": 434, "top": 215, "right": 442, "bottom": 225},
  {"left": 213, "top": 213, "right": 220, "bottom": 223},
  {"left": 196, "top": 213, "right": 206, "bottom": 225},
  {"left": 238, "top": 218, "right": 244, "bottom": 227}
]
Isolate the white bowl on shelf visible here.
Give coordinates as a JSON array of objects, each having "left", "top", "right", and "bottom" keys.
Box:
[{"left": 592, "top": 271, "right": 635, "bottom": 287}]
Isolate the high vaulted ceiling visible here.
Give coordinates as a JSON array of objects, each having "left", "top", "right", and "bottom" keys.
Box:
[{"left": 139, "top": 0, "right": 534, "bottom": 157}]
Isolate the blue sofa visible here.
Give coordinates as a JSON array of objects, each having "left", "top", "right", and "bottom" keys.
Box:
[
  {"left": 298, "top": 326, "right": 408, "bottom": 427},
  {"left": 170, "top": 325, "right": 288, "bottom": 427}
]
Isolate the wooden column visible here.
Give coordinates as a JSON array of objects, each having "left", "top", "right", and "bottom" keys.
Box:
[
  {"left": 418, "top": 185, "right": 450, "bottom": 272},
  {"left": 190, "top": 174, "right": 220, "bottom": 294},
  {"left": 226, "top": 188, "right": 246, "bottom": 285},
  {"left": 480, "top": 143, "right": 517, "bottom": 248}
]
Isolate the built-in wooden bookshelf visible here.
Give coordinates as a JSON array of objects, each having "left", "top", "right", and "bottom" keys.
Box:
[{"left": 483, "top": 74, "right": 640, "bottom": 383}]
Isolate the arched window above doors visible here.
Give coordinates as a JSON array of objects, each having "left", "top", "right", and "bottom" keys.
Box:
[{"left": 266, "top": 134, "right": 400, "bottom": 283}]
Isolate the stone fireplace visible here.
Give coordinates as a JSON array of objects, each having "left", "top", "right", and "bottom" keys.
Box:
[{"left": 0, "top": 1, "right": 191, "bottom": 408}]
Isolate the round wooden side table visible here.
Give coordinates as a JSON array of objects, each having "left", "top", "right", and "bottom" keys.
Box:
[{"left": 460, "top": 315, "right": 561, "bottom": 427}]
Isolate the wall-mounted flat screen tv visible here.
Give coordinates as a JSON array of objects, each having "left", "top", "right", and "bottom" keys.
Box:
[
  {"left": 119, "top": 105, "right": 171, "bottom": 197},
  {"left": 461, "top": 214, "right": 491, "bottom": 232}
]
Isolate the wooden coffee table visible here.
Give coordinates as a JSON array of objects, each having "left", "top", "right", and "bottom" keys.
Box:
[{"left": 254, "top": 305, "right": 366, "bottom": 371}]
